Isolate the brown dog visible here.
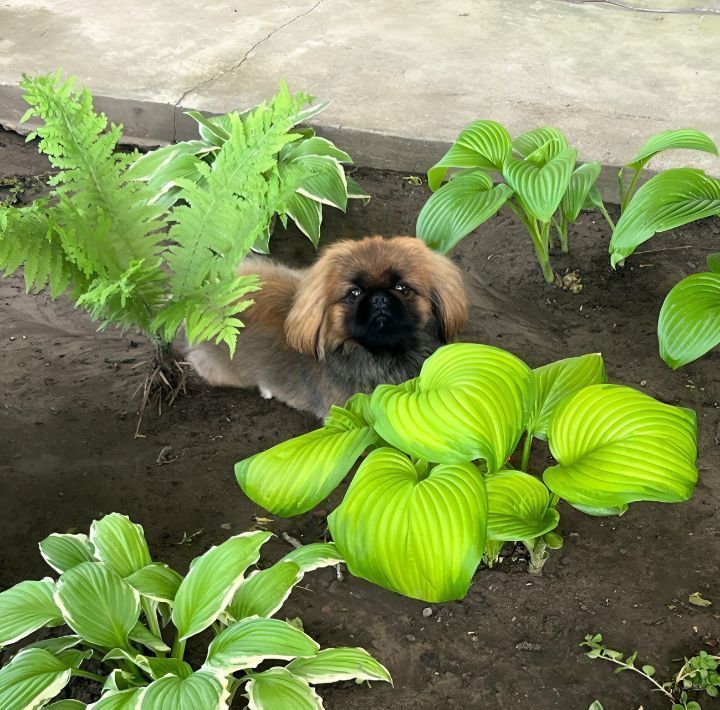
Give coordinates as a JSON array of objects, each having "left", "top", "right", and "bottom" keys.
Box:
[{"left": 187, "top": 235, "right": 468, "bottom": 417}]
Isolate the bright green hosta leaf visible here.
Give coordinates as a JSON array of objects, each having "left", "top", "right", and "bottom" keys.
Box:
[
  {"left": 561, "top": 161, "right": 601, "bottom": 223},
  {"left": 89, "top": 514, "right": 152, "bottom": 578},
  {"left": 287, "top": 647, "right": 392, "bottom": 684},
  {"left": 39, "top": 533, "right": 95, "bottom": 574},
  {"left": 294, "top": 155, "right": 348, "bottom": 211},
  {"left": 428, "top": 120, "right": 512, "bottom": 190},
  {"left": 485, "top": 470, "right": 559, "bottom": 541},
  {"left": 236, "top": 406, "right": 377, "bottom": 517},
  {"left": 227, "top": 562, "right": 302, "bottom": 621},
  {"left": 416, "top": 170, "right": 513, "bottom": 254},
  {"left": 371, "top": 343, "right": 532, "bottom": 469},
  {"left": 658, "top": 272, "right": 720, "bottom": 369},
  {"left": 245, "top": 667, "right": 322, "bottom": 710},
  {"left": 609, "top": 169, "right": 720, "bottom": 266},
  {"left": 204, "top": 617, "right": 319, "bottom": 674},
  {"left": 544, "top": 384, "right": 698, "bottom": 510},
  {"left": 526, "top": 353, "right": 606, "bottom": 440},
  {"left": 504, "top": 148, "right": 577, "bottom": 223},
  {"left": 89, "top": 689, "right": 140, "bottom": 709},
  {"left": 707, "top": 253, "right": 720, "bottom": 273},
  {"left": 281, "top": 542, "right": 344, "bottom": 572},
  {"left": 285, "top": 192, "right": 321, "bottom": 246},
  {"left": 125, "top": 563, "right": 183, "bottom": 603},
  {"left": 512, "top": 127, "right": 569, "bottom": 162},
  {"left": 137, "top": 671, "right": 229, "bottom": 710},
  {"left": 26, "top": 636, "right": 82, "bottom": 655},
  {"left": 55, "top": 562, "right": 140, "bottom": 649},
  {"left": 0, "top": 648, "right": 71, "bottom": 710},
  {"left": 172, "top": 531, "right": 271, "bottom": 641},
  {"left": 328, "top": 448, "right": 487, "bottom": 602},
  {"left": 0, "top": 578, "right": 63, "bottom": 645},
  {"left": 626, "top": 128, "right": 718, "bottom": 170}
]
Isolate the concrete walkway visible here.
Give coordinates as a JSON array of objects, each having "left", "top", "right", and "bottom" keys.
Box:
[{"left": 1, "top": 0, "right": 719, "bottom": 183}]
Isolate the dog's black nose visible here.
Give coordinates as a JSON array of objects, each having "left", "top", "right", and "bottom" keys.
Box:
[{"left": 370, "top": 291, "right": 390, "bottom": 309}]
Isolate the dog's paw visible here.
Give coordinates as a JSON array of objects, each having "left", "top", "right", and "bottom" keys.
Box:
[{"left": 259, "top": 386, "right": 274, "bottom": 400}]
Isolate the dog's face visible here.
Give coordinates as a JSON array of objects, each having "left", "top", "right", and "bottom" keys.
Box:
[{"left": 285, "top": 236, "right": 468, "bottom": 359}]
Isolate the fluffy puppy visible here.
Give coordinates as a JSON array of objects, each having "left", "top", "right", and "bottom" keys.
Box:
[{"left": 187, "top": 235, "right": 468, "bottom": 417}]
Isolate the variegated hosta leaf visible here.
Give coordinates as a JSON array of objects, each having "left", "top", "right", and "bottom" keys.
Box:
[
  {"left": 544, "top": 384, "right": 698, "bottom": 510},
  {"left": 137, "top": 671, "right": 230, "bottom": 710},
  {"left": 245, "top": 667, "right": 323, "bottom": 710},
  {"left": 46, "top": 700, "right": 87, "bottom": 709},
  {"left": 227, "top": 562, "right": 302, "bottom": 621},
  {"left": 39, "top": 533, "right": 95, "bottom": 574},
  {"left": 285, "top": 192, "right": 321, "bottom": 247},
  {"left": 144, "top": 658, "right": 193, "bottom": 681},
  {"left": 626, "top": 128, "right": 718, "bottom": 171},
  {"left": 26, "top": 636, "right": 82, "bottom": 655},
  {"left": 280, "top": 542, "right": 344, "bottom": 573},
  {"left": 560, "top": 161, "right": 601, "bottom": 223},
  {"left": 55, "top": 562, "right": 140, "bottom": 649},
  {"left": 125, "top": 563, "right": 183, "bottom": 604},
  {"left": 526, "top": 353, "right": 606, "bottom": 440},
  {"left": 416, "top": 170, "right": 513, "bottom": 254},
  {"left": 658, "top": 271, "right": 720, "bottom": 369},
  {"left": 172, "top": 531, "right": 271, "bottom": 641},
  {"left": 204, "top": 617, "right": 319, "bottom": 674},
  {"left": 503, "top": 148, "right": 577, "bottom": 223},
  {"left": 287, "top": 647, "right": 392, "bottom": 685},
  {"left": 328, "top": 449, "right": 487, "bottom": 602},
  {"left": 235, "top": 406, "right": 377, "bottom": 517},
  {"left": 0, "top": 648, "right": 71, "bottom": 710},
  {"left": 609, "top": 169, "right": 720, "bottom": 267},
  {"left": 88, "top": 689, "right": 141, "bottom": 709},
  {"left": 512, "top": 127, "right": 569, "bottom": 162},
  {"left": 485, "top": 470, "right": 559, "bottom": 541},
  {"left": 129, "top": 620, "right": 170, "bottom": 653},
  {"left": 282, "top": 136, "right": 351, "bottom": 163},
  {"left": 370, "top": 343, "right": 532, "bottom": 469},
  {"left": 0, "top": 578, "right": 63, "bottom": 645},
  {"left": 294, "top": 155, "right": 348, "bottom": 211},
  {"left": 428, "top": 120, "right": 512, "bottom": 190},
  {"left": 89, "top": 513, "right": 152, "bottom": 578}
]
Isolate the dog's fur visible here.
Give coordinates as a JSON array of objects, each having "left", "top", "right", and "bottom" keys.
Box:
[{"left": 187, "top": 235, "right": 468, "bottom": 417}]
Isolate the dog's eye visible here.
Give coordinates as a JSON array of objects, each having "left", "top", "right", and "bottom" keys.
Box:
[
  {"left": 346, "top": 286, "right": 362, "bottom": 301},
  {"left": 394, "top": 282, "right": 411, "bottom": 295}
]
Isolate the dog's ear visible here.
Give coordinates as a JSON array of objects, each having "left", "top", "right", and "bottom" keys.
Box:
[
  {"left": 284, "top": 268, "right": 329, "bottom": 360},
  {"left": 428, "top": 252, "right": 469, "bottom": 343}
]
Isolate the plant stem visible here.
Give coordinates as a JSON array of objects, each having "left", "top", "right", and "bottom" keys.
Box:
[
  {"left": 617, "top": 168, "right": 625, "bottom": 212},
  {"left": 520, "top": 433, "right": 533, "bottom": 472},
  {"left": 621, "top": 168, "right": 642, "bottom": 212},
  {"left": 596, "top": 201, "right": 616, "bottom": 231},
  {"left": 523, "top": 539, "right": 549, "bottom": 575},
  {"left": 595, "top": 655, "right": 676, "bottom": 702},
  {"left": 559, "top": 221, "right": 569, "bottom": 253},
  {"left": 71, "top": 669, "right": 106, "bottom": 684},
  {"left": 528, "top": 219, "right": 555, "bottom": 283},
  {"left": 141, "top": 598, "right": 166, "bottom": 657},
  {"left": 171, "top": 634, "right": 186, "bottom": 661}
]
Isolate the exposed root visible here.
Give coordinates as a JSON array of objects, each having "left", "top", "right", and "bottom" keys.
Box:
[{"left": 132, "top": 347, "right": 188, "bottom": 438}]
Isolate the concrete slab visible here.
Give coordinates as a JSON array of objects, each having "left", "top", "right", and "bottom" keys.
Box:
[{"left": 1, "top": 0, "right": 719, "bottom": 193}]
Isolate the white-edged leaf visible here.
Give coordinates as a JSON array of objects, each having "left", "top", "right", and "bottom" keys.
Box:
[
  {"left": 294, "top": 155, "right": 348, "bottom": 210},
  {"left": 245, "top": 667, "right": 323, "bottom": 710},
  {"left": 428, "top": 120, "right": 512, "bottom": 190},
  {"left": 46, "top": 700, "right": 87, "bottom": 709},
  {"left": 370, "top": 343, "right": 532, "bottom": 470},
  {"left": 125, "top": 563, "right": 183, "bottom": 604},
  {"left": 526, "top": 353, "right": 606, "bottom": 440},
  {"left": 172, "top": 531, "right": 271, "bottom": 641},
  {"left": 280, "top": 542, "right": 344, "bottom": 573},
  {"left": 88, "top": 689, "right": 141, "bottom": 710},
  {"left": 39, "top": 533, "right": 95, "bottom": 574},
  {"left": 137, "top": 671, "right": 229, "bottom": 710},
  {"left": 416, "top": 170, "right": 513, "bottom": 254},
  {"left": 485, "top": 470, "right": 559, "bottom": 541},
  {"left": 284, "top": 137, "right": 351, "bottom": 163},
  {"left": 0, "top": 578, "right": 63, "bottom": 645},
  {"left": 285, "top": 192, "right": 321, "bottom": 246},
  {"left": 626, "top": 128, "right": 718, "bottom": 170},
  {"left": 89, "top": 514, "right": 152, "bottom": 578},
  {"left": 204, "top": 617, "right": 319, "bottom": 674},
  {"left": 227, "top": 562, "right": 302, "bottom": 621},
  {"left": 0, "top": 648, "right": 71, "bottom": 710},
  {"left": 128, "top": 620, "right": 170, "bottom": 653},
  {"left": 287, "top": 647, "right": 392, "bottom": 685},
  {"left": 144, "top": 658, "right": 193, "bottom": 681},
  {"left": 544, "top": 384, "right": 698, "bottom": 510},
  {"left": 235, "top": 407, "right": 377, "bottom": 517},
  {"left": 55, "top": 562, "right": 140, "bottom": 649},
  {"left": 26, "top": 636, "right": 82, "bottom": 655},
  {"left": 329, "top": 449, "right": 487, "bottom": 603},
  {"left": 346, "top": 176, "right": 369, "bottom": 199},
  {"left": 658, "top": 271, "right": 720, "bottom": 369},
  {"left": 609, "top": 169, "right": 720, "bottom": 266}
]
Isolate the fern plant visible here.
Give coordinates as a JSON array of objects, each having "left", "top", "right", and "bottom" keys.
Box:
[{"left": 0, "top": 73, "right": 339, "bottom": 404}]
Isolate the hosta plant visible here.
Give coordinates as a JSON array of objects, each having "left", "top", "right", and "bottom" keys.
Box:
[
  {"left": 127, "top": 89, "right": 368, "bottom": 252},
  {"left": 0, "top": 513, "right": 390, "bottom": 709},
  {"left": 416, "top": 120, "right": 602, "bottom": 283},
  {"left": 235, "top": 344, "right": 698, "bottom": 603},
  {"left": 608, "top": 128, "right": 720, "bottom": 267}
]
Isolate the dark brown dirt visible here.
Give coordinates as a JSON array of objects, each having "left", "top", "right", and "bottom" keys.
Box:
[{"left": 1, "top": 128, "right": 719, "bottom": 709}]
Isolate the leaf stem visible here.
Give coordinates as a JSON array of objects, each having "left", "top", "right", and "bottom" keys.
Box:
[
  {"left": 621, "top": 167, "right": 642, "bottom": 212},
  {"left": 71, "top": 669, "right": 106, "bottom": 683},
  {"left": 591, "top": 652, "right": 675, "bottom": 702},
  {"left": 520, "top": 433, "right": 533, "bottom": 473},
  {"left": 141, "top": 598, "right": 166, "bottom": 657},
  {"left": 171, "top": 634, "right": 186, "bottom": 661}
]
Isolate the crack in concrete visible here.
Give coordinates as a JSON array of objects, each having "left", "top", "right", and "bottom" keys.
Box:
[
  {"left": 563, "top": 0, "right": 720, "bottom": 14},
  {"left": 171, "top": 0, "right": 323, "bottom": 141}
]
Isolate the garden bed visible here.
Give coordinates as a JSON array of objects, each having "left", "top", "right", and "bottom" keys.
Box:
[{"left": 1, "top": 127, "right": 718, "bottom": 709}]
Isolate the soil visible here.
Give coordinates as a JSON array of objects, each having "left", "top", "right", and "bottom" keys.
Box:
[{"left": 1, "top": 127, "right": 719, "bottom": 710}]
